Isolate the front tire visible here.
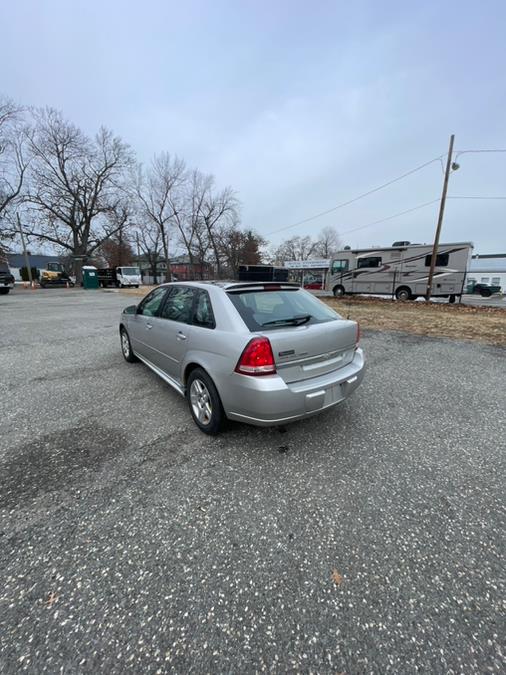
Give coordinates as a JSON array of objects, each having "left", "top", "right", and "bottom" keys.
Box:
[
  {"left": 480, "top": 288, "right": 492, "bottom": 297},
  {"left": 0, "top": 288, "right": 10, "bottom": 295},
  {"left": 187, "top": 367, "right": 224, "bottom": 435},
  {"left": 449, "top": 294, "right": 456, "bottom": 304},
  {"left": 395, "top": 286, "right": 412, "bottom": 301},
  {"left": 333, "top": 285, "right": 345, "bottom": 298},
  {"left": 120, "top": 327, "right": 138, "bottom": 363}
]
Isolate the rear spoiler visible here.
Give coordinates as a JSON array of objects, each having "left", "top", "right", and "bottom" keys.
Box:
[{"left": 226, "top": 282, "right": 300, "bottom": 293}]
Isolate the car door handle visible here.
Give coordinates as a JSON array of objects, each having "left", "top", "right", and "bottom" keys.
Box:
[
  {"left": 146, "top": 322, "right": 153, "bottom": 330},
  {"left": 177, "top": 331, "right": 187, "bottom": 340}
]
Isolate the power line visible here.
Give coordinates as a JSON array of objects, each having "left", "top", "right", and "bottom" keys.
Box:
[
  {"left": 455, "top": 148, "right": 506, "bottom": 155},
  {"left": 448, "top": 195, "right": 506, "bottom": 200},
  {"left": 266, "top": 156, "right": 444, "bottom": 235},
  {"left": 338, "top": 199, "right": 440, "bottom": 237},
  {"left": 338, "top": 194, "right": 506, "bottom": 238}
]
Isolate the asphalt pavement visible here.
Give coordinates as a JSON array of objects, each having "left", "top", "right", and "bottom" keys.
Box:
[{"left": 0, "top": 288, "right": 505, "bottom": 673}]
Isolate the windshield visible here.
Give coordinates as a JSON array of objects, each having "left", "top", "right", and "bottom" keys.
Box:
[
  {"left": 0, "top": 262, "right": 10, "bottom": 273},
  {"left": 228, "top": 288, "right": 339, "bottom": 331},
  {"left": 119, "top": 267, "right": 140, "bottom": 276}
]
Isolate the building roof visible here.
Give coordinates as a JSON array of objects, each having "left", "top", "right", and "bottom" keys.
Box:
[
  {"left": 470, "top": 255, "right": 506, "bottom": 273},
  {"left": 7, "top": 253, "right": 62, "bottom": 269}
]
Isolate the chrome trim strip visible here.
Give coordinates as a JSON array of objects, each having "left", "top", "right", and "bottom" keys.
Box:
[{"left": 135, "top": 353, "right": 185, "bottom": 396}]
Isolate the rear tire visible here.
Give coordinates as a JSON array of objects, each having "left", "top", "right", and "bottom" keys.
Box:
[
  {"left": 186, "top": 367, "right": 224, "bottom": 435},
  {"left": 449, "top": 294, "right": 456, "bottom": 304},
  {"left": 395, "top": 286, "right": 412, "bottom": 301},
  {"left": 120, "top": 327, "right": 138, "bottom": 363},
  {"left": 333, "top": 285, "right": 345, "bottom": 298},
  {"left": 0, "top": 288, "right": 10, "bottom": 295}
]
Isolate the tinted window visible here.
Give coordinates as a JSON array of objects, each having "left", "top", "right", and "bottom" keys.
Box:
[
  {"left": 425, "top": 253, "right": 449, "bottom": 267},
  {"left": 160, "top": 286, "right": 194, "bottom": 323},
  {"left": 137, "top": 287, "right": 168, "bottom": 316},
  {"left": 331, "top": 259, "right": 349, "bottom": 274},
  {"left": 193, "top": 290, "right": 215, "bottom": 328},
  {"left": 357, "top": 256, "right": 382, "bottom": 269},
  {"left": 228, "top": 289, "right": 338, "bottom": 331}
]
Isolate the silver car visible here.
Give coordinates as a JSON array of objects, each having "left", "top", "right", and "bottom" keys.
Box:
[{"left": 119, "top": 281, "right": 365, "bottom": 434}]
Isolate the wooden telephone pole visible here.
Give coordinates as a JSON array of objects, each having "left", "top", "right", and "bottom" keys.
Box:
[
  {"left": 17, "top": 213, "right": 33, "bottom": 288},
  {"left": 425, "top": 134, "right": 455, "bottom": 301}
]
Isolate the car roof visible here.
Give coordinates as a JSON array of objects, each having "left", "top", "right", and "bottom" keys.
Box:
[{"left": 159, "top": 280, "right": 300, "bottom": 291}]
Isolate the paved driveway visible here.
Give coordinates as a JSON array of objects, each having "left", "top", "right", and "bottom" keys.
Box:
[{"left": 1, "top": 289, "right": 504, "bottom": 673}]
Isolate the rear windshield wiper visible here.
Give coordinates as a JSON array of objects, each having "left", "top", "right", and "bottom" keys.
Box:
[{"left": 262, "top": 314, "right": 312, "bottom": 326}]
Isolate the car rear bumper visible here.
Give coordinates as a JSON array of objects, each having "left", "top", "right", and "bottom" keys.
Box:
[{"left": 223, "top": 347, "right": 365, "bottom": 427}]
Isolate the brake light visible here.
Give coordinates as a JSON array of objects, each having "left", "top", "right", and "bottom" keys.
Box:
[
  {"left": 355, "top": 322, "right": 360, "bottom": 347},
  {"left": 235, "top": 337, "right": 276, "bottom": 376}
]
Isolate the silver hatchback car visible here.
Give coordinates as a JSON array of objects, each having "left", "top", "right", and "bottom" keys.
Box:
[{"left": 120, "top": 281, "right": 365, "bottom": 434}]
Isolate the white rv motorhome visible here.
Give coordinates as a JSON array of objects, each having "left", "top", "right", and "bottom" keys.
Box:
[{"left": 326, "top": 241, "right": 473, "bottom": 302}]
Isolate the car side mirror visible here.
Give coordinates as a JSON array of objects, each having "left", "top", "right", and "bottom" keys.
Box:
[{"left": 123, "top": 304, "right": 137, "bottom": 315}]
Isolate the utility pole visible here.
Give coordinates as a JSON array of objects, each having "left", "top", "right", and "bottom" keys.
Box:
[
  {"left": 425, "top": 134, "right": 455, "bottom": 301},
  {"left": 17, "top": 213, "right": 33, "bottom": 288}
]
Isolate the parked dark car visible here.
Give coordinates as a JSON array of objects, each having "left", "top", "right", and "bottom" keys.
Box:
[{"left": 0, "top": 261, "right": 15, "bottom": 294}]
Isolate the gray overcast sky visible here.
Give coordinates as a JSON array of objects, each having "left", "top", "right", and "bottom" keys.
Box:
[{"left": 2, "top": 0, "right": 506, "bottom": 252}]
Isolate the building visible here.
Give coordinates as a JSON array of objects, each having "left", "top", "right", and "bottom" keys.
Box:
[
  {"left": 468, "top": 253, "right": 506, "bottom": 290},
  {"left": 7, "top": 252, "right": 64, "bottom": 281},
  {"left": 132, "top": 254, "right": 213, "bottom": 284}
]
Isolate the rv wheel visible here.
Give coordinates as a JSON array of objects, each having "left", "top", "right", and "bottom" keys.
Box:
[
  {"left": 395, "top": 287, "right": 412, "bottom": 301},
  {"left": 449, "top": 294, "right": 456, "bottom": 303},
  {"left": 333, "top": 285, "right": 345, "bottom": 298}
]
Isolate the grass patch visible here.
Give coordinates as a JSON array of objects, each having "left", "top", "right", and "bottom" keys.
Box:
[{"left": 323, "top": 296, "right": 506, "bottom": 347}]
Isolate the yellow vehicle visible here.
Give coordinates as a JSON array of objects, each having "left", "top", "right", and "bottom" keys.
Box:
[{"left": 39, "top": 262, "right": 75, "bottom": 288}]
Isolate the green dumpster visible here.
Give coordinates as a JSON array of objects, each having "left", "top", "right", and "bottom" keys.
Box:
[{"left": 82, "top": 266, "right": 99, "bottom": 290}]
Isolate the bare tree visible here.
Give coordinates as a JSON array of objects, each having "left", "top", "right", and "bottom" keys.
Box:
[
  {"left": 199, "top": 180, "right": 239, "bottom": 278},
  {"left": 272, "top": 235, "right": 316, "bottom": 263},
  {"left": 171, "top": 168, "right": 206, "bottom": 278},
  {"left": 0, "top": 96, "right": 29, "bottom": 246},
  {"left": 135, "top": 152, "right": 186, "bottom": 280},
  {"left": 23, "top": 108, "right": 133, "bottom": 281},
  {"left": 313, "top": 226, "right": 341, "bottom": 258},
  {"left": 134, "top": 219, "right": 164, "bottom": 284},
  {"left": 96, "top": 203, "right": 135, "bottom": 267},
  {"left": 217, "top": 224, "right": 265, "bottom": 278}
]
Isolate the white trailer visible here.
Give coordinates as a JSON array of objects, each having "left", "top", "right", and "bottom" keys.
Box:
[{"left": 326, "top": 241, "right": 473, "bottom": 302}]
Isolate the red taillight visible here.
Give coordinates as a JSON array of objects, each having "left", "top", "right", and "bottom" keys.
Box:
[
  {"left": 355, "top": 322, "right": 360, "bottom": 347},
  {"left": 235, "top": 337, "right": 276, "bottom": 376}
]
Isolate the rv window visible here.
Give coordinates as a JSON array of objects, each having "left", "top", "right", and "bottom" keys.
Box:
[
  {"left": 425, "top": 253, "right": 449, "bottom": 267},
  {"left": 331, "top": 259, "right": 349, "bottom": 274},
  {"left": 357, "top": 256, "right": 382, "bottom": 269}
]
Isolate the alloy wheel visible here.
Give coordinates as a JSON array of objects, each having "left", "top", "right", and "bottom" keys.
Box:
[{"left": 190, "top": 378, "right": 213, "bottom": 425}]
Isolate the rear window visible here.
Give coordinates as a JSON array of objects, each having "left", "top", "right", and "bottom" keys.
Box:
[{"left": 228, "top": 288, "right": 339, "bottom": 331}]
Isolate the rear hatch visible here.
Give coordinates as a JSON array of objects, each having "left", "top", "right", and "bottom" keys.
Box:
[
  {"left": 227, "top": 284, "right": 357, "bottom": 384},
  {"left": 264, "top": 320, "right": 356, "bottom": 384}
]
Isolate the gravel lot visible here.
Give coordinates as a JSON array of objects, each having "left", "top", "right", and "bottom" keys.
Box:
[{"left": 1, "top": 288, "right": 505, "bottom": 673}]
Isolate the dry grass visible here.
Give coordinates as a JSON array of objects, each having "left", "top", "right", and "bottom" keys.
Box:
[
  {"left": 120, "top": 286, "right": 156, "bottom": 297},
  {"left": 119, "top": 286, "right": 506, "bottom": 347},
  {"left": 323, "top": 296, "right": 506, "bottom": 347}
]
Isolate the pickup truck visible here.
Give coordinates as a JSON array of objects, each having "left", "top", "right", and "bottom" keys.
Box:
[
  {"left": 97, "top": 266, "right": 142, "bottom": 288},
  {"left": 466, "top": 282, "right": 502, "bottom": 297}
]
